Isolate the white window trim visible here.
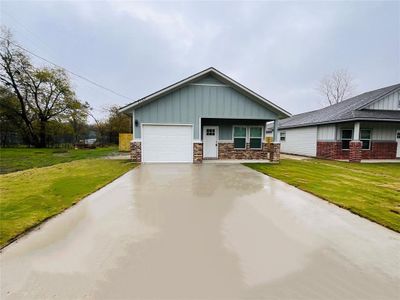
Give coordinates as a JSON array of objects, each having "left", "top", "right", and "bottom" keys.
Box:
[
  {"left": 280, "top": 131, "right": 286, "bottom": 142},
  {"left": 341, "top": 129, "right": 353, "bottom": 151},
  {"left": 248, "top": 126, "right": 263, "bottom": 150},
  {"left": 360, "top": 129, "right": 372, "bottom": 150},
  {"left": 232, "top": 125, "right": 264, "bottom": 150},
  {"left": 232, "top": 125, "right": 247, "bottom": 150}
]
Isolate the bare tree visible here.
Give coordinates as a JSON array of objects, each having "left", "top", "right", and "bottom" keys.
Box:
[{"left": 317, "top": 69, "right": 355, "bottom": 106}]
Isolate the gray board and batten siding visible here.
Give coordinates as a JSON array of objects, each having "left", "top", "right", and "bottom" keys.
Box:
[{"left": 133, "top": 76, "right": 279, "bottom": 140}]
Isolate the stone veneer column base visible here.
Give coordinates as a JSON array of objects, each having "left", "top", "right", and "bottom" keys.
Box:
[
  {"left": 193, "top": 143, "right": 203, "bottom": 163},
  {"left": 130, "top": 141, "right": 142, "bottom": 162},
  {"left": 269, "top": 143, "right": 281, "bottom": 162},
  {"left": 349, "top": 140, "right": 362, "bottom": 162}
]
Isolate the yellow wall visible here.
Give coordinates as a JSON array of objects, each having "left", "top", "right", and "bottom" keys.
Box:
[
  {"left": 119, "top": 133, "right": 133, "bottom": 151},
  {"left": 265, "top": 136, "right": 273, "bottom": 144}
]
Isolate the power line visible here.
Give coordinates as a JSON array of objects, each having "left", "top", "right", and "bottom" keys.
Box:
[
  {"left": 0, "top": 37, "right": 133, "bottom": 102},
  {"left": 2, "top": 10, "right": 56, "bottom": 57}
]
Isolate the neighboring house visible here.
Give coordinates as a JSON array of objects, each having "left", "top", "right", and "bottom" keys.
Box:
[
  {"left": 119, "top": 67, "right": 290, "bottom": 163},
  {"left": 277, "top": 84, "right": 400, "bottom": 162}
]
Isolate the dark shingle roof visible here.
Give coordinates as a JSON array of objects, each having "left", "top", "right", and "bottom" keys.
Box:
[{"left": 279, "top": 84, "right": 400, "bottom": 129}]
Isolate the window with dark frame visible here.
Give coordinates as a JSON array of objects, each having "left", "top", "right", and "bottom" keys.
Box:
[
  {"left": 233, "top": 126, "right": 246, "bottom": 149},
  {"left": 250, "top": 127, "right": 262, "bottom": 149},
  {"left": 280, "top": 131, "right": 286, "bottom": 141},
  {"left": 360, "top": 129, "right": 371, "bottom": 150},
  {"left": 341, "top": 129, "right": 352, "bottom": 150},
  {"left": 206, "top": 128, "right": 215, "bottom": 136}
]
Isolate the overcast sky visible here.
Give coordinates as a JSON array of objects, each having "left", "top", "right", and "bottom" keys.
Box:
[{"left": 1, "top": 1, "right": 399, "bottom": 119}]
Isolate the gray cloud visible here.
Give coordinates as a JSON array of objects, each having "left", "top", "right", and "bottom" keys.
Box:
[{"left": 1, "top": 1, "right": 399, "bottom": 118}]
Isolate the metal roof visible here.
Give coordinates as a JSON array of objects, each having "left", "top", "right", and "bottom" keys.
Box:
[
  {"left": 119, "top": 67, "right": 291, "bottom": 118},
  {"left": 279, "top": 83, "right": 400, "bottom": 129}
]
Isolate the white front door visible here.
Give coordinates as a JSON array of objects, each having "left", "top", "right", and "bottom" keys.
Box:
[
  {"left": 396, "top": 130, "right": 400, "bottom": 158},
  {"left": 203, "top": 126, "right": 218, "bottom": 158}
]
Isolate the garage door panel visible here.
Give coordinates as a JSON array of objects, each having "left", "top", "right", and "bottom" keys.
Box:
[{"left": 142, "top": 125, "right": 193, "bottom": 163}]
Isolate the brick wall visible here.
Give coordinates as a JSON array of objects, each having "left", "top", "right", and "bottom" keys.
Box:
[
  {"left": 193, "top": 143, "right": 203, "bottom": 163},
  {"left": 317, "top": 141, "right": 342, "bottom": 159},
  {"left": 218, "top": 143, "right": 270, "bottom": 160},
  {"left": 130, "top": 141, "right": 141, "bottom": 162},
  {"left": 349, "top": 141, "right": 362, "bottom": 162},
  {"left": 317, "top": 141, "right": 397, "bottom": 160},
  {"left": 361, "top": 141, "right": 397, "bottom": 159}
]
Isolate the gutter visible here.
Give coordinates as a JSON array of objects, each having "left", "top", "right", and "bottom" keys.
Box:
[{"left": 279, "top": 117, "right": 400, "bottom": 130}]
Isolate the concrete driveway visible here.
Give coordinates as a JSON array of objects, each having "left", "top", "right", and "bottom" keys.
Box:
[{"left": 1, "top": 164, "right": 399, "bottom": 299}]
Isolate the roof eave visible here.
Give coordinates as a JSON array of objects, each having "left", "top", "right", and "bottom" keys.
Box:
[{"left": 279, "top": 117, "right": 400, "bottom": 129}]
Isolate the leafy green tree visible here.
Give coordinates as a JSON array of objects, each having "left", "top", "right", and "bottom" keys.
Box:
[
  {"left": 0, "top": 28, "right": 37, "bottom": 145},
  {"left": 0, "top": 87, "right": 25, "bottom": 146},
  {"left": 106, "top": 105, "right": 131, "bottom": 132},
  {"left": 0, "top": 28, "right": 87, "bottom": 147},
  {"left": 68, "top": 101, "right": 91, "bottom": 144}
]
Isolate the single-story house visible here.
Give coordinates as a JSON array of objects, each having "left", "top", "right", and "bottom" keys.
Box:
[
  {"left": 273, "top": 84, "right": 400, "bottom": 162},
  {"left": 119, "top": 67, "right": 291, "bottom": 163}
]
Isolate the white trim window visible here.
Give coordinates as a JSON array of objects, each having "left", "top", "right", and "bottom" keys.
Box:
[
  {"left": 233, "top": 126, "right": 247, "bottom": 149},
  {"left": 249, "top": 127, "right": 263, "bottom": 149},
  {"left": 360, "top": 129, "right": 371, "bottom": 150},
  {"left": 341, "top": 129, "right": 352, "bottom": 150},
  {"left": 280, "top": 131, "right": 286, "bottom": 142}
]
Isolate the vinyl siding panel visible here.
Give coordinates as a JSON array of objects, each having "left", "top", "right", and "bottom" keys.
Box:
[
  {"left": 219, "top": 125, "right": 232, "bottom": 140},
  {"left": 134, "top": 84, "right": 277, "bottom": 139},
  {"left": 317, "top": 124, "right": 336, "bottom": 141},
  {"left": 336, "top": 122, "right": 399, "bottom": 141},
  {"left": 365, "top": 122, "right": 399, "bottom": 140},
  {"left": 194, "top": 75, "right": 224, "bottom": 85},
  {"left": 365, "top": 90, "right": 400, "bottom": 110},
  {"left": 280, "top": 127, "right": 317, "bottom": 156}
]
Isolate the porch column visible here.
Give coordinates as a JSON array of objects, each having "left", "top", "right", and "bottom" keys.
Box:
[
  {"left": 353, "top": 122, "right": 360, "bottom": 140},
  {"left": 349, "top": 122, "right": 362, "bottom": 162},
  {"left": 273, "top": 120, "right": 279, "bottom": 143},
  {"left": 131, "top": 110, "right": 135, "bottom": 140},
  {"left": 270, "top": 120, "right": 281, "bottom": 162}
]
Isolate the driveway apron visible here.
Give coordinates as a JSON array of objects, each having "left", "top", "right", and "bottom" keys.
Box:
[{"left": 1, "top": 164, "right": 399, "bottom": 299}]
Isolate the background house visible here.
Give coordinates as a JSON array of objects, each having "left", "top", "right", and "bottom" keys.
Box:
[
  {"left": 276, "top": 84, "right": 400, "bottom": 162},
  {"left": 119, "top": 68, "right": 290, "bottom": 163}
]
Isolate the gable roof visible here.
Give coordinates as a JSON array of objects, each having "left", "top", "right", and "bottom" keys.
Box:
[
  {"left": 119, "top": 67, "right": 291, "bottom": 118},
  {"left": 279, "top": 83, "right": 400, "bottom": 129}
]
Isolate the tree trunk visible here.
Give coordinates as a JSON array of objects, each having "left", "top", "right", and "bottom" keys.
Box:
[{"left": 39, "top": 120, "right": 47, "bottom": 148}]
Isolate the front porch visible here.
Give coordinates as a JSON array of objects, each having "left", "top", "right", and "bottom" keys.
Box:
[
  {"left": 317, "top": 121, "right": 399, "bottom": 162},
  {"left": 195, "top": 118, "right": 281, "bottom": 163}
]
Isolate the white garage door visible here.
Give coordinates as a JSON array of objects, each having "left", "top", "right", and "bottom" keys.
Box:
[{"left": 142, "top": 124, "right": 193, "bottom": 163}]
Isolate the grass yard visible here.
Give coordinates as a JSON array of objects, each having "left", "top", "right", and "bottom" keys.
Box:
[
  {"left": 0, "top": 147, "right": 119, "bottom": 174},
  {"left": 245, "top": 159, "right": 400, "bottom": 232},
  {"left": 0, "top": 159, "right": 137, "bottom": 247}
]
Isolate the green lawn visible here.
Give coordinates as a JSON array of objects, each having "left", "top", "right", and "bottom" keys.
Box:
[
  {"left": 0, "top": 147, "right": 119, "bottom": 174},
  {"left": 0, "top": 159, "right": 137, "bottom": 247},
  {"left": 245, "top": 159, "right": 400, "bottom": 232}
]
